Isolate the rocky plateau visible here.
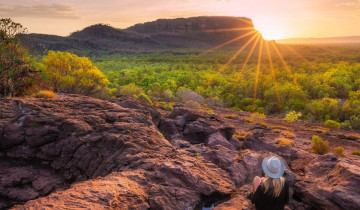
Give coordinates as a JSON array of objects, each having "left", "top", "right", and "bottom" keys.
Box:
[{"left": 0, "top": 94, "right": 359, "bottom": 209}]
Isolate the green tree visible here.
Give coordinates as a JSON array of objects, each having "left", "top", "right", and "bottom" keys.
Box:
[
  {"left": 0, "top": 18, "right": 38, "bottom": 97},
  {"left": 40, "top": 51, "right": 108, "bottom": 95}
]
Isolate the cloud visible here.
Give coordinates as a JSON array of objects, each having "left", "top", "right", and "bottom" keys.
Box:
[
  {"left": 337, "top": 0, "right": 360, "bottom": 7},
  {"left": 0, "top": 3, "right": 80, "bottom": 19}
]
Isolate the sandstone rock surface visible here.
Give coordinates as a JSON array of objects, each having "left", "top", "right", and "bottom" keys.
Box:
[{"left": 0, "top": 94, "right": 359, "bottom": 209}]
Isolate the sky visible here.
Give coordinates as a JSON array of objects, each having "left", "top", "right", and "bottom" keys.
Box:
[{"left": 1, "top": 0, "right": 360, "bottom": 40}]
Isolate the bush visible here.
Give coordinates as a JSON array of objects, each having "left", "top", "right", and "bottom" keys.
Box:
[
  {"left": 311, "top": 135, "right": 329, "bottom": 155},
  {"left": 250, "top": 112, "right": 266, "bottom": 119},
  {"left": 176, "top": 88, "right": 204, "bottom": 103},
  {"left": 118, "top": 83, "right": 143, "bottom": 96},
  {"left": 41, "top": 51, "right": 108, "bottom": 96},
  {"left": 325, "top": 120, "right": 340, "bottom": 130},
  {"left": 256, "top": 121, "right": 268, "bottom": 127},
  {"left": 340, "top": 120, "right": 351, "bottom": 129},
  {"left": 281, "top": 131, "right": 296, "bottom": 139},
  {"left": 234, "top": 130, "right": 250, "bottom": 140},
  {"left": 223, "top": 114, "right": 237, "bottom": 119},
  {"left": 184, "top": 100, "right": 201, "bottom": 109},
  {"left": 284, "top": 111, "right": 302, "bottom": 123},
  {"left": 351, "top": 151, "right": 360, "bottom": 156},
  {"left": 349, "top": 115, "right": 360, "bottom": 129},
  {"left": 304, "top": 140, "right": 311, "bottom": 145},
  {"left": 136, "top": 93, "right": 152, "bottom": 105},
  {"left": 275, "top": 138, "right": 295, "bottom": 146},
  {"left": 164, "top": 103, "right": 174, "bottom": 111},
  {"left": 270, "top": 125, "right": 293, "bottom": 131},
  {"left": 207, "top": 108, "right": 215, "bottom": 115},
  {"left": 333, "top": 146, "right": 346, "bottom": 157},
  {"left": 34, "top": 90, "right": 56, "bottom": 98}
]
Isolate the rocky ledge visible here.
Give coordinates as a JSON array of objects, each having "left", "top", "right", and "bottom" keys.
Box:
[{"left": 0, "top": 94, "right": 359, "bottom": 209}]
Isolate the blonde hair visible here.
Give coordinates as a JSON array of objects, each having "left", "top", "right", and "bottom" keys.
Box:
[{"left": 263, "top": 175, "right": 285, "bottom": 197}]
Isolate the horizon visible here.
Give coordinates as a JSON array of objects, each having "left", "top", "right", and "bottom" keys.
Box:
[{"left": 2, "top": 0, "right": 360, "bottom": 40}]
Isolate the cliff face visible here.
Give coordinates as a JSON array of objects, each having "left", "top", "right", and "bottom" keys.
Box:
[
  {"left": 21, "top": 16, "right": 257, "bottom": 53},
  {"left": 127, "top": 16, "right": 254, "bottom": 34},
  {"left": 127, "top": 16, "right": 256, "bottom": 48},
  {"left": 1, "top": 95, "right": 360, "bottom": 209}
]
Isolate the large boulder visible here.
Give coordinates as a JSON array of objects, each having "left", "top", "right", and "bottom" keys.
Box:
[
  {"left": 0, "top": 95, "right": 235, "bottom": 209},
  {"left": 293, "top": 154, "right": 360, "bottom": 209}
]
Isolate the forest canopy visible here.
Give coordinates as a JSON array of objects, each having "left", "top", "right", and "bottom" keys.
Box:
[{"left": 92, "top": 45, "right": 360, "bottom": 129}]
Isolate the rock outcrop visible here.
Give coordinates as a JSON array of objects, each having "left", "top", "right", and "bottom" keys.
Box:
[
  {"left": 1, "top": 94, "right": 360, "bottom": 209},
  {"left": 21, "top": 16, "right": 257, "bottom": 54},
  {"left": 127, "top": 16, "right": 254, "bottom": 34}
]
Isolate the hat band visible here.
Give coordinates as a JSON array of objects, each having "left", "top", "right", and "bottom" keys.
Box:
[{"left": 267, "top": 166, "right": 279, "bottom": 174}]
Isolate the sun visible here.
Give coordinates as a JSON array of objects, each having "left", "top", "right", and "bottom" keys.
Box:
[{"left": 254, "top": 23, "right": 288, "bottom": 40}]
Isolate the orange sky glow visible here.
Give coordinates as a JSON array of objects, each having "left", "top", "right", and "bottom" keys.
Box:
[{"left": 1, "top": 0, "right": 360, "bottom": 40}]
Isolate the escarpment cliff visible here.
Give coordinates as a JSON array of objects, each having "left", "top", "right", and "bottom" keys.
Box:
[{"left": 21, "top": 16, "right": 256, "bottom": 54}]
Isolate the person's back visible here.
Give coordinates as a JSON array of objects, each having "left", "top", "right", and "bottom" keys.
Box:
[
  {"left": 251, "top": 179, "right": 289, "bottom": 210},
  {"left": 251, "top": 156, "right": 289, "bottom": 210}
]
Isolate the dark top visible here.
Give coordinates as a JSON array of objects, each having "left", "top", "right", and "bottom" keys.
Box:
[{"left": 251, "top": 181, "right": 289, "bottom": 210}]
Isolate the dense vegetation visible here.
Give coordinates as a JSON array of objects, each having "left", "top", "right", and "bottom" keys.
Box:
[
  {"left": 2, "top": 18, "right": 360, "bottom": 130},
  {"left": 91, "top": 44, "right": 360, "bottom": 129}
]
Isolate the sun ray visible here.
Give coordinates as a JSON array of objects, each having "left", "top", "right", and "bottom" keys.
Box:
[
  {"left": 282, "top": 44, "right": 311, "bottom": 65},
  {"left": 201, "top": 27, "right": 254, "bottom": 33},
  {"left": 265, "top": 41, "right": 282, "bottom": 109},
  {"left": 253, "top": 38, "right": 264, "bottom": 107},
  {"left": 205, "top": 32, "right": 260, "bottom": 87},
  {"left": 270, "top": 41, "right": 308, "bottom": 101},
  {"left": 232, "top": 33, "right": 262, "bottom": 91},
  {"left": 199, "top": 30, "right": 257, "bottom": 56}
]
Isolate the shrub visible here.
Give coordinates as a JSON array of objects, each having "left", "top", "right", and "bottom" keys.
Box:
[
  {"left": 223, "top": 114, "right": 237, "bottom": 119},
  {"left": 340, "top": 120, "right": 351, "bottom": 129},
  {"left": 34, "top": 90, "right": 56, "bottom": 98},
  {"left": 162, "top": 89, "right": 175, "bottom": 101},
  {"left": 250, "top": 112, "right": 266, "bottom": 119},
  {"left": 325, "top": 120, "right": 340, "bottom": 130},
  {"left": 184, "top": 100, "right": 201, "bottom": 109},
  {"left": 349, "top": 115, "right": 360, "bottom": 129},
  {"left": 351, "top": 151, "right": 360, "bottom": 156},
  {"left": 176, "top": 88, "right": 204, "bottom": 103},
  {"left": 304, "top": 140, "right": 311, "bottom": 145},
  {"left": 136, "top": 93, "right": 152, "bottom": 105},
  {"left": 256, "top": 121, "right": 268, "bottom": 127},
  {"left": 275, "top": 138, "right": 295, "bottom": 146},
  {"left": 118, "top": 83, "right": 143, "bottom": 96},
  {"left": 311, "top": 135, "right": 329, "bottom": 155},
  {"left": 234, "top": 130, "right": 250, "bottom": 140},
  {"left": 164, "top": 104, "right": 174, "bottom": 111},
  {"left": 270, "top": 125, "right": 293, "bottom": 131},
  {"left": 284, "top": 111, "right": 302, "bottom": 123},
  {"left": 41, "top": 51, "right": 108, "bottom": 96},
  {"left": 281, "top": 131, "right": 296, "bottom": 139},
  {"left": 273, "top": 129, "right": 280, "bottom": 133},
  {"left": 207, "top": 108, "right": 215, "bottom": 115},
  {"left": 333, "top": 146, "right": 346, "bottom": 157}
]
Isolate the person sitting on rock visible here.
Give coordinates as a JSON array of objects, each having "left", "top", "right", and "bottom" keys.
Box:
[{"left": 251, "top": 156, "right": 289, "bottom": 210}]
